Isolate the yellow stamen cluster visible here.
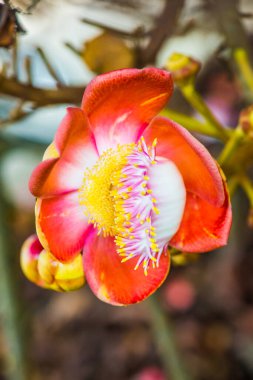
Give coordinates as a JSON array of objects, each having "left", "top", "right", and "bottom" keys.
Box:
[
  {"left": 79, "top": 143, "right": 135, "bottom": 235},
  {"left": 79, "top": 138, "right": 161, "bottom": 275}
]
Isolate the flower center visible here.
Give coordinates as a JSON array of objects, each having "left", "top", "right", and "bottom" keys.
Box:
[
  {"left": 79, "top": 143, "right": 135, "bottom": 236},
  {"left": 79, "top": 137, "right": 162, "bottom": 275}
]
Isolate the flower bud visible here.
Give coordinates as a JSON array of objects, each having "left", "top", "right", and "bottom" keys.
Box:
[
  {"left": 38, "top": 251, "right": 85, "bottom": 292},
  {"left": 20, "top": 234, "right": 45, "bottom": 286},
  {"left": 165, "top": 52, "right": 201, "bottom": 84},
  {"left": 239, "top": 105, "right": 253, "bottom": 137},
  {"left": 171, "top": 251, "right": 199, "bottom": 266},
  {"left": 20, "top": 235, "right": 85, "bottom": 291}
]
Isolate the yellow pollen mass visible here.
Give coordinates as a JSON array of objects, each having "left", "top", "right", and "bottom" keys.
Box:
[{"left": 78, "top": 143, "right": 135, "bottom": 236}]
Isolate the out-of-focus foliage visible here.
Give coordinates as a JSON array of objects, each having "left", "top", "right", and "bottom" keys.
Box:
[{"left": 82, "top": 32, "right": 135, "bottom": 74}]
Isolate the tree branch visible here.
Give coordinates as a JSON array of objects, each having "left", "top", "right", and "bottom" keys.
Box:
[{"left": 0, "top": 74, "right": 84, "bottom": 106}]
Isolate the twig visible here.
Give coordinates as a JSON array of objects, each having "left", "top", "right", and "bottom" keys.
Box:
[
  {"left": 81, "top": 17, "right": 148, "bottom": 40},
  {"left": 141, "top": 0, "right": 185, "bottom": 64},
  {"left": 218, "top": 126, "right": 245, "bottom": 166},
  {"left": 178, "top": 82, "right": 230, "bottom": 142},
  {"left": 233, "top": 48, "right": 253, "bottom": 95},
  {"left": 36, "top": 47, "right": 64, "bottom": 86},
  {"left": 12, "top": 39, "right": 18, "bottom": 79},
  {"left": 161, "top": 108, "right": 232, "bottom": 140},
  {"left": 24, "top": 55, "right": 33, "bottom": 85},
  {"left": 239, "top": 175, "right": 253, "bottom": 207},
  {"left": 227, "top": 176, "right": 240, "bottom": 197}
]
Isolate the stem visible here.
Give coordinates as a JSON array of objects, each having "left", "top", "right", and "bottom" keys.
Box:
[
  {"left": 218, "top": 126, "right": 245, "bottom": 166},
  {"left": 141, "top": 0, "right": 185, "bottom": 65},
  {"left": 0, "top": 191, "right": 29, "bottom": 380},
  {"left": 233, "top": 48, "right": 253, "bottom": 94},
  {"left": 12, "top": 40, "right": 18, "bottom": 79},
  {"left": 147, "top": 294, "right": 191, "bottom": 380},
  {"left": 24, "top": 55, "right": 33, "bottom": 85},
  {"left": 239, "top": 175, "right": 253, "bottom": 206},
  {"left": 36, "top": 47, "right": 64, "bottom": 86},
  {"left": 65, "top": 42, "right": 82, "bottom": 57},
  {"left": 161, "top": 108, "right": 232, "bottom": 140},
  {"left": 179, "top": 83, "right": 229, "bottom": 142},
  {"left": 227, "top": 176, "right": 239, "bottom": 197}
]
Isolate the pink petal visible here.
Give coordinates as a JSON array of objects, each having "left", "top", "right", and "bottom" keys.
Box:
[
  {"left": 170, "top": 183, "right": 232, "bottom": 252},
  {"left": 83, "top": 232, "right": 170, "bottom": 306},
  {"left": 81, "top": 68, "right": 173, "bottom": 153},
  {"left": 29, "top": 107, "right": 98, "bottom": 198},
  {"left": 36, "top": 191, "right": 92, "bottom": 262}
]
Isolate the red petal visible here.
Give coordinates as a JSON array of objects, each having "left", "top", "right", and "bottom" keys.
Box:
[
  {"left": 81, "top": 68, "right": 173, "bottom": 153},
  {"left": 143, "top": 117, "right": 225, "bottom": 206},
  {"left": 83, "top": 232, "right": 170, "bottom": 305},
  {"left": 36, "top": 191, "right": 92, "bottom": 262},
  {"left": 170, "top": 184, "right": 232, "bottom": 252},
  {"left": 29, "top": 107, "right": 98, "bottom": 198}
]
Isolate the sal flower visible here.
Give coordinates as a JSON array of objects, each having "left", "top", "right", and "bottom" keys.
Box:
[{"left": 21, "top": 68, "right": 232, "bottom": 305}]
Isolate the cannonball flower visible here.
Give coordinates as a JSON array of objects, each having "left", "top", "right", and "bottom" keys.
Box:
[{"left": 22, "top": 68, "right": 232, "bottom": 305}]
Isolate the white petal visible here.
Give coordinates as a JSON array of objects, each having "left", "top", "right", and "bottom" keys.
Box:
[{"left": 148, "top": 158, "right": 186, "bottom": 250}]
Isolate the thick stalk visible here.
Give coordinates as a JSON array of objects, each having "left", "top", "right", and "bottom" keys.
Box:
[
  {"left": 148, "top": 294, "right": 191, "bottom": 380},
  {"left": 218, "top": 126, "right": 245, "bottom": 166},
  {"left": 179, "top": 83, "right": 229, "bottom": 142},
  {"left": 161, "top": 108, "right": 231, "bottom": 140},
  {"left": 227, "top": 176, "right": 240, "bottom": 198},
  {"left": 233, "top": 48, "right": 253, "bottom": 95},
  {"left": 239, "top": 175, "right": 253, "bottom": 207}
]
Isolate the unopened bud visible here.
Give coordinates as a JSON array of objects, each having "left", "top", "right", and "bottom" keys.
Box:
[
  {"left": 239, "top": 105, "right": 253, "bottom": 137},
  {"left": 20, "top": 235, "right": 85, "bottom": 291},
  {"left": 38, "top": 251, "right": 85, "bottom": 292},
  {"left": 171, "top": 251, "right": 199, "bottom": 266},
  {"left": 165, "top": 52, "right": 201, "bottom": 84},
  {"left": 20, "top": 234, "right": 44, "bottom": 286}
]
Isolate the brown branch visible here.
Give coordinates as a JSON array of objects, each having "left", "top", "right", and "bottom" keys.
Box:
[
  {"left": 0, "top": 74, "right": 85, "bottom": 106},
  {"left": 140, "top": 0, "right": 185, "bottom": 65}
]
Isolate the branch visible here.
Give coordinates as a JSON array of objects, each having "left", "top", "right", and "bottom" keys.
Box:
[
  {"left": 141, "top": 0, "right": 185, "bottom": 64},
  {"left": 0, "top": 74, "right": 84, "bottom": 106}
]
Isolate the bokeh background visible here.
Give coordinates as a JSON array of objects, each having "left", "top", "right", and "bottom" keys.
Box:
[{"left": 0, "top": 0, "right": 253, "bottom": 379}]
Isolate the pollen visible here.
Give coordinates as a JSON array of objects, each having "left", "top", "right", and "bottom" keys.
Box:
[
  {"left": 78, "top": 143, "right": 134, "bottom": 236},
  {"left": 79, "top": 137, "right": 162, "bottom": 275}
]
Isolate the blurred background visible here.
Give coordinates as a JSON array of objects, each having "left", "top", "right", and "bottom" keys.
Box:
[{"left": 0, "top": 0, "right": 253, "bottom": 379}]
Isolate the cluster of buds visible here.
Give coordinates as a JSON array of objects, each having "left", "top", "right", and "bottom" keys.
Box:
[
  {"left": 170, "top": 249, "right": 199, "bottom": 266},
  {"left": 165, "top": 52, "right": 201, "bottom": 85},
  {"left": 239, "top": 105, "right": 253, "bottom": 138},
  {"left": 20, "top": 235, "right": 85, "bottom": 291}
]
